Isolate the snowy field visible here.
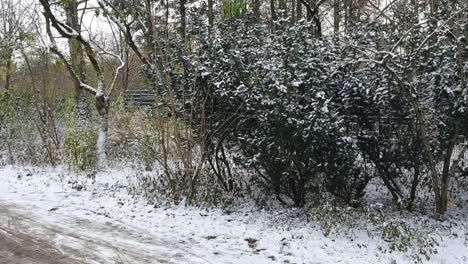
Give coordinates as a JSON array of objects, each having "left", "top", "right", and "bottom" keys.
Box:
[{"left": 0, "top": 166, "right": 467, "bottom": 264}]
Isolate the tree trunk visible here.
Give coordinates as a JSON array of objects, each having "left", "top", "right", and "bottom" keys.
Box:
[
  {"left": 180, "top": 0, "right": 187, "bottom": 46},
  {"left": 65, "top": 1, "right": 89, "bottom": 125},
  {"left": 144, "top": 0, "right": 156, "bottom": 62},
  {"left": 4, "top": 49, "right": 12, "bottom": 90},
  {"left": 270, "top": 0, "right": 277, "bottom": 30},
  {"left": 344, "top": 0, "right": 351, "bottom": 30},
  {"left": 97, "top": 109, "right": 109, "bottom": 168},
  {"left": 208, "top": 0, "right": 214, "bottom": 32},
  {"left": 313, "top": 3, "right": 321, "bottom": 37},
  {"left": 253, "top": 0, "right": 261, "bottom": 22},
  {"left": 440, "top": 130, "right": 458, "bottom": 215},
  {"left": 348, "top": 0, "right": 356, "bottom": 23},
  {"left": 291, "top": 0, "right": 296, "bottom": 24},
  {"left": 95, "top": 90, "right": 109, "bottom": 168},
  {"left": 380, "top": 61, "right": 444, "bottom": 219},
  {"left": 41, "top": 0, "right": 120, "bottom": 170},
  {"left": 296, "top": 0, "right": 302, "bottom": 21},
  {"left": 122, "top": 43, "right": 129, "bottom": 91},
  {"left": 407, "top": 157, "right": 421, "bottom": 211},
  {"left": 333, "top": 0, "right": 340, "bottom": 33},
  {"left": 410, "top": 96, "right": 443, "bottom": 218},
  {"left": 429, "top": 0, "right": 438, "bottom": 30},
  {"left": 305, "top": 0, "right": 321, "bottom": 37},
  {"left": 278, "top": 0, "right": 286, "bottom": 18},
  {"left": 412, "top": 0, "right": 419, "bottom": 23}
]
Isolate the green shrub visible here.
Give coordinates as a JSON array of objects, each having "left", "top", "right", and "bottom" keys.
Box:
[
  {"left": 381, "top": 221, "right": 438, "bottom": 263},
  {"left": 64, "top": 128, "right": 97, "bottom": 171}
]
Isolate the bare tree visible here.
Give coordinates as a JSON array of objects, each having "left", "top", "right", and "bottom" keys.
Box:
[
  {"left": 39, "top": 0, "right": 125, "bottom": 168},
  {"left": 297, "top": 0, "right": 326, "bottom": 36},
  {"left": 96, "top": 0, "right": 211, "bottom": 201},
  {"left": 0, "top": 0, "right": 32, "bottom": 90},
  {"left": 351, "top": 3, "right": 468, "bottom": 218}
]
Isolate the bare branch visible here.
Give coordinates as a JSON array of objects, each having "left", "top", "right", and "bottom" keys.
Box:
[
  {"left": 44, "top": 15, "right": 97, "bottom": 95},
  {"left": 39, "top": 0, "right": 105, "bottom": 87}
]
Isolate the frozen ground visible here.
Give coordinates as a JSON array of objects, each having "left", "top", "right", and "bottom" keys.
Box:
[{"left": 0, "top": 166, "right": 467, "bottom": 264}]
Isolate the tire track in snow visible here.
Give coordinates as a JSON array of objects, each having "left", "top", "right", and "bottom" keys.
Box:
[{"left": 0, "top": 201, "right": 211, "bottom": 264}]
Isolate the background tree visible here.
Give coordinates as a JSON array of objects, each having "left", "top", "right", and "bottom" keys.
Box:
[
  {"left": 39, "top": 0, "right": 125, "bottom": 168},
  {"left": 0, "top": 0, "right": 33, "bottom": 91}
]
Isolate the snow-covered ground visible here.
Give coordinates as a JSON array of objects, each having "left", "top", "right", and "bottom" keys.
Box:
[{"left": 0, "top": 166, "right": 467, "bottom": 264}]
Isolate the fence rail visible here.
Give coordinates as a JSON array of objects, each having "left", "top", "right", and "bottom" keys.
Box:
[{"left": 123, "top": 89, "right": 156, "bottom": 108}]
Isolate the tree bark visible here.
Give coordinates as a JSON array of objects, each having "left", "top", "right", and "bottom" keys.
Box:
[
  {"left": 253, "top": 0, "right": 261, "bottom": 22},
  {"left": 412, "top": 0, "right": 419, "bottom": 23},
  {"left": 96, "top": 95, "right": 109, "bottom": 167},
  {"left": 440, "top": 129, "right": 458, "bottom": 214},
  {"left": 180, "top": 0, "right": 187, "bottom": 46},
  {"left": 270, "top": 0, "right": 278, "bottom": 30},
  {"left": 4, "top": 49, "right": 12, "bottom": 90},
  {"left": 306, "top": 0, "right": 312, "bottom": 21},
  {"left": 344, "top": 0, "right": 350, "bottom": 30},
  {"left": 291, "top": 0, "right": 295, "bottom": 24},
  {"left": 296, "top": 0, "right": 302, "bottom": 21},
  {"left": 278, "top": 0, "right": 286, "bottom": 18},
  {"left": 430, "top": 0, "right": 438, "bottom": 30},
  {"left": 144, "top": 0, "right": 156, "bottom": 62},
  {"left": 208, "top": 0, "right": 214, "bottom": 32},
  {"left": 65, "top": 1, "right": 90, "bottom": 125},
  {"left": 333, "top": 0, "right": 340, "bottom": 33}
]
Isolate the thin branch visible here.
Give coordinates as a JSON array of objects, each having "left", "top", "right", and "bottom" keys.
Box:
[
  {"left": 40, "top": 0, "right": 104, "bottom": 82},
  {"left": 44, "top": 15, "right": 97, "bottom": 95},
  {"left": 412, "top": 5, "right": 468, "bottom": 59}
]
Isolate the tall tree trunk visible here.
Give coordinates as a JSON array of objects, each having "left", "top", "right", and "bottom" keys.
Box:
[
  {"left": 306, "top": 0, "right": 312, "bottom": 21},
  {"left": 313, "top": 2, "right": 321, "bottom": 37},
  {"left": 208, "top": 0, "right": 214, "bottom": 32},
  {"left": 65, "top": 1, "right": 89, "bottom": 125},
  {"left": 333, "top": 0, "right": 340, "bottom": 33},
  {"left": 305, "top": 0, "right": 321, "bottom": 37},
  {"left": 4, "top": 49, "right": 12, "bottom": 90},
  {"left": 253, "top": 0, "right": 261, "bottom": 22},
  {"left": 94, "top": 77, "right": 110, "bottom": 168},
  {"left": 291, "top": 0, "right": 296, "bottom": 24},
  {"left": 180, "top": 0, "right": 187, "bottom": 46},
  {"left": 348, "top": 0, "right": 355, "bottom": 23},
  {"left": 429, "top": 0, "right": 438, "bottom": 29},
  {"left": 122, "top": 42, "right": 129, "bottom": 91},
  {"left": 412, "top": 0, "right": 419, "bottom": 20},
  {"left": 96, "top": 99, "right": 109, "bottom": 168},
  {"left": 270, "top": 0, "right": 277, "bottom": 30},
  {"left": 144, "top": 0, "right": 156, "bottom": 62},
  {"left": 278, "top": 0, "right": 286, "bottom": 18},
  {"left": 296, "top": 0, "right": 302, "bottom": 21},
  {"left": 407, "top": 158, "right": 421, "bottom": 211},
  {"left": 344, "top": 0, "right": 351, "bottom": 30},
  {"left": 41, "top": 0, "right": 121, "bottom": 169},
  {"left": 428, "top": 0, "right": 438, "bottom": 48},
  {"left": 439, "top": 129, "right": 458, "bottom": 215}
]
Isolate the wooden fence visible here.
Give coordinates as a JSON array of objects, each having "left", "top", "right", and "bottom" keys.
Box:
[{"left": 123, "top": 90, "right": 156, "bottom": 108}]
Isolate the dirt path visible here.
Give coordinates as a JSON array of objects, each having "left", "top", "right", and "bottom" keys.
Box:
[
  {"left": 0, "top": 201, "right": 210, "bottom": 264},
  {"left": 0, "top": 226, "right": 80, "bottom": 264}
]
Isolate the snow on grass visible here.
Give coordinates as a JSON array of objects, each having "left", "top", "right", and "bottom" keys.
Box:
[{"left": 0, "top": 165, "right": 467, "bottom": 264}]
